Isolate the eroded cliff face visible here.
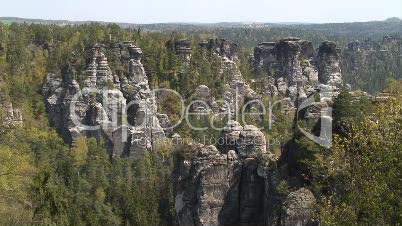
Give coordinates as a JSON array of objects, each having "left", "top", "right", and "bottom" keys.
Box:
[
  {"left": 173, "top": 121, "right": 316, "bottom": 226},
  {"left": 43, "top": 43, "right": 165, "bottom": 158},
  {"left": 254, "top": 38, "right": 343, "bottom": 109}
]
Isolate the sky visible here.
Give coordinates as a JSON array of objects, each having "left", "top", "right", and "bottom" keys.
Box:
[{"left": 0, "top": 0, "right": 401, "bottom": 24}]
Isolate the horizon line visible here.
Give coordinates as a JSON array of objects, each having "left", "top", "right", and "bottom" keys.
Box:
[{"left": 1, "top": 16, "right": 401, "bottom": 26}]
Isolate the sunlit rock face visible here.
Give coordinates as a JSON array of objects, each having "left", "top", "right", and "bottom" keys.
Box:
[{"left": 43, "top": 43, "right": 165, "bottom": 158}]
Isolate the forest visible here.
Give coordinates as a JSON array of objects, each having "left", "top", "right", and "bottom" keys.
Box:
[{"left": 0, "top": 20, "right": 401, "bottom": 226}]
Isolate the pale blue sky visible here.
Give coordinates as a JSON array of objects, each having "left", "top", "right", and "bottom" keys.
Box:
[{"left": 0, "top": 0, "right": 401, "bottom": 23}]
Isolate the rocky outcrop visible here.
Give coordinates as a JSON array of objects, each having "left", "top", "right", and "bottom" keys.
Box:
[
  {"left": 281, "top": 188, "right": 316, "bottom": 226},
  {"left": 0, "top": 76, "right": 23, "bottom": 128},
  {"left": 254, "top": 38, "right": 315, "bottom": 108},
  {"left": 43, "top": 43, "right": 165, "bottom": 158},
  {"left": 254, "top": 38, "right": 317, "bottom": 83},
  {"left": 195, "top": 39, "right": 260, "bottom": 116},
  {"left": 343, "top": 36, "right": 402, "bottom": 92},
  {"left": 237, "top": 125, "right": 267, "bottom": 158},
  {"left": 190, "top": 85, "right": 220, "bottom": 113},
  {"left": 174, "top": 39, "right": 192, "bottom": 64},
  {"left": 276, "top": 38, "right": 315, "bottom": 86},
  {"left": 254, "top": 42, "right": 277, "bottom": 76},
  {"left": 0, "top": 102, "right": 23, "bottom": 128},
  {"left": 173, "top": 121, "right": 315, "bottom": 226},
  {"left": 254, "top": 38, "right": 344, "bottom": 108},
  {"left": 317, "top": 41, "right": 342, "bottom": 88},
  {"left": 173, "top": 144, "right": 241, "bottom": 226},
  {"left": 173, "top": 38, "right": 341, "bottom": 225},
  {"left": 200, "top": 38, "right": 238, "bottom": 61}
]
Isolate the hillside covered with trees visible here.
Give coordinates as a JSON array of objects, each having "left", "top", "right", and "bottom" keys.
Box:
[{"left": 0, "top": 20, "right": 401, "bottom": 225}]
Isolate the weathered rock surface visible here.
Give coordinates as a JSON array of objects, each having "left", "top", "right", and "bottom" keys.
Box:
[
  {"left": 343, "top": 39, "right": 372, "bottom": 71},
  {"left": 200, "top": 38, "right": 238, "bottom": 61},
  {"left": 0, "top": 102, "right": 23, "bottom": 128},
  {"left": 281, "top": 188, "right": 316, "bottom": 226},
  {"left": 173, "top": 144, "right": 241, "bottom": 226},
  {"left": 173, "top": 121, "right": 315, "bottom": 226},
  {"left": 0, "top": 76, "right": 23, "bottom": 128},
  {"left": 254, "top": 38, "right": 344, "bottom": 108},
  {"left": 173, "top": 37, "right": 340, "bottom": 226},
  {"left": 237, "top": 125, "right": 267, "bottom": 158},
  {"left": 43, "top": 43, "right": 165, "bottom": 158},
  {"left": 317, "top": 41, "right": 342, "bottom": 88}
]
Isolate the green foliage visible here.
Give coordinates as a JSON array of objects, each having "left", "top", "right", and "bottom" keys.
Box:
[
  {"left": 289, "top": 81, "right": 402, "bottom": 225},
  {"left": 332, "top": 90, "right": 374, "bottom": 135},
  {"left": 108, "top": 140, "right": 177, "bottom": 225},
  {"left": 343, "top": 40, "right": 402, "bottom": 93},
  {"left": 0, "top": 20, "right": 401, "bottom": 225},
  {"left": 0, "top": 23, "right": 179, "bottom": 225},
  {"left": 0, "top": 145, "right": 35, "bottom": 225},
  {"left": 316, "top": 98, "right": 402, "bottom": 225}
]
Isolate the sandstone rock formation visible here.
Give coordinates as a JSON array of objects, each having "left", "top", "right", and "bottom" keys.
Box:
[
  {"left": 254, "top": 38, "right": 344, "bottom": 108},
  {"left": 281, "top": 188, "right": 316, "bottom": 226},
  {"left": 342, "top": 36, "right": 401, "bottom": 78},
  {"left": 173, "top": 38, "right": 347, "bottom": 225},
  {"left": 343, "top": 40, "right": 372, "bottom": 71},
  {"left": 173, "top": 121, "right": 315, "bottom": 226},
  {"left": 317, "top": 41, "right": 342, "bottom": 87},
  {"left": 174, "top": 39, "right": 193, "bottom": 64},
  {"left": 192, "top": 39, "right": 260, "bottom": 116},
  {"left": 200, "top": 38, "right": 238, "bottom": 61},
  {"left": 0, "top": 76, "right": 23, "bottom": 128},
  {"left": 43, "top": 43, "right": 165, "bottom": 158}
]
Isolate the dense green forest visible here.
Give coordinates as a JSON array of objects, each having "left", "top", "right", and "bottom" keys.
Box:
[{"left": 0, "top": 21, "right": 401, "bottom": 225}]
